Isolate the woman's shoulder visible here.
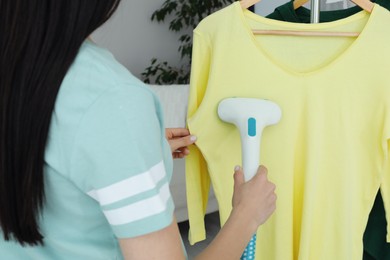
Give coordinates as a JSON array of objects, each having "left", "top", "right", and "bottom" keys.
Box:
[
  {"left": 69, "top": 41, "right": 145, "bottom": 91},
  {"left": 59, "top": 40, "right": 157, "bottom": 112}
]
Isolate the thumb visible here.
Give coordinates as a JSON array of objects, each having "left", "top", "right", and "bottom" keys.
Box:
[
  {"left": 233, "top": 166, "right": 245, "bottom": 189},
  {"left": 169, "top": 135, "right": 197, "bottom": 152}
]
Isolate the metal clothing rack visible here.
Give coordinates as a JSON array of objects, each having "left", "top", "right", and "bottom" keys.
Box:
[{"left": 310, "top": 0, "right": 321, "bottom": 23}]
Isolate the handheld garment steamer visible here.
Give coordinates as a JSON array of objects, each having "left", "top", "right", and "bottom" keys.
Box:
[{"left": 217, "top": 97, "right": 282, "bottom": 260}]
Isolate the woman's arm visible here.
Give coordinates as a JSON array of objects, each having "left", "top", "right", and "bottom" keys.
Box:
[
  {"left": 119, "top": 218, "right": 186, "bottom": 260},
  {"left": 195, "top": 166, "right": 276, "bottom": 260},
  {"left": 119, "top": 165, "right": 276, "bottom": 260}
]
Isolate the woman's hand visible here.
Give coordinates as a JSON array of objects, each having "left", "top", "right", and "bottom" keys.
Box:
[
  {"left": 232, "top": 165, "right": 277, "bottom": 230},
  {"left": 165, "top": 128, "right": 197, "bottom": 159}
]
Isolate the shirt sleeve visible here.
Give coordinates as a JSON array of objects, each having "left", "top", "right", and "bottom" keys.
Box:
[
  {"left": 70, "top": 84, "right": 174, "bottom": 239},
  {"left": 185, "top": 30, "right": 212, "bottom": 245}
]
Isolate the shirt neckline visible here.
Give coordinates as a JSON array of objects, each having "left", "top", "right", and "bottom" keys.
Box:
[{"left": 234, "top": 2, "right": 378, "bottom": 76}]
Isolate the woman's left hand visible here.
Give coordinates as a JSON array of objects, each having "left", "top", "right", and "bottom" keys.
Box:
[{"left": 165, "top": 128, "right": 197, "bottom": 159}]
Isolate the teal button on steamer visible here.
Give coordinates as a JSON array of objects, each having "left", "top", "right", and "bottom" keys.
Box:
[{"left": 217, "top": 97, "right": 282, "bottom": 259}]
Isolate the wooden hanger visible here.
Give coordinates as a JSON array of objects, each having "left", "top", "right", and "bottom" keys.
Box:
[
  {"left": 292, "top": 0, "right": 374, "bottom": 12},
  {"left": 293, "top": 0, "right": 310, "bottom": 9},
  {"left": 240, "top": 0, "right": 262, "bottom": 9},
  {"left": 249, "top": 29, "right": 360, "bottom": 36},
  {"left": 240, "top": 0, "right": 370, "bottom": 37}
]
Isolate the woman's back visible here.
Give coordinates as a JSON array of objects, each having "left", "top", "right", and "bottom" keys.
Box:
[{"left": 0, "top": 41, "right": 175, "bottom": 259}]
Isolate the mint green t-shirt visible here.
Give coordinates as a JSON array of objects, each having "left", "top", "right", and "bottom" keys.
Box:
[{"left": 0, "top": 41, "right": 175, "bottom": 259}]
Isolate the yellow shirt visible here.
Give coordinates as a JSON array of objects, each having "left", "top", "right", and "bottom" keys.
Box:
[{"left": 186, "top": 2, "right": 390, "bottom": 259}]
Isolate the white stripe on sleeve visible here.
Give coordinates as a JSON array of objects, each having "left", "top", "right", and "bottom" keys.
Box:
[
  {"left": 87, "top": 160, "right": 166, "bottom": 206},
  {"left": 102, "top": 182, "right": 172, "bottom": 225}
]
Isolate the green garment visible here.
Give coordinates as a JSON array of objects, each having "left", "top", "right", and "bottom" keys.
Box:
[
  {"left": 266, "top": 2, "right": 390, "bottom": 260},
  {"left": 266, "top": 0, "right": 390, "bottom": 23},
  {"left": 364, "top": 193, "right": 390, "bottom": 260}
]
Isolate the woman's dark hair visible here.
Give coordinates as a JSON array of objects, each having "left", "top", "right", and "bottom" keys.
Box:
[{"left": 0, "top": 0, "right": 121, "bottom": 246}]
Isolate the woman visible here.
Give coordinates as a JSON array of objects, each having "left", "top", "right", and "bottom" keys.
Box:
[{"left": 0, "top": 1, "right": 276, "bottom": 259}]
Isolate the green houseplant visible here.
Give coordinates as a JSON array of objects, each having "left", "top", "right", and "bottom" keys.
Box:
[{"left": 141, "top": 0, "right": 235, "bottom": 85}]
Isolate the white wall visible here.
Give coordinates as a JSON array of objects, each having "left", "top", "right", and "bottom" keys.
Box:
[
  {"left": 91, "top": 0, "right": 291, "bottom": 82},
  {"left": 92, "top": 0, "right": 189, "bottom": 81}
]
